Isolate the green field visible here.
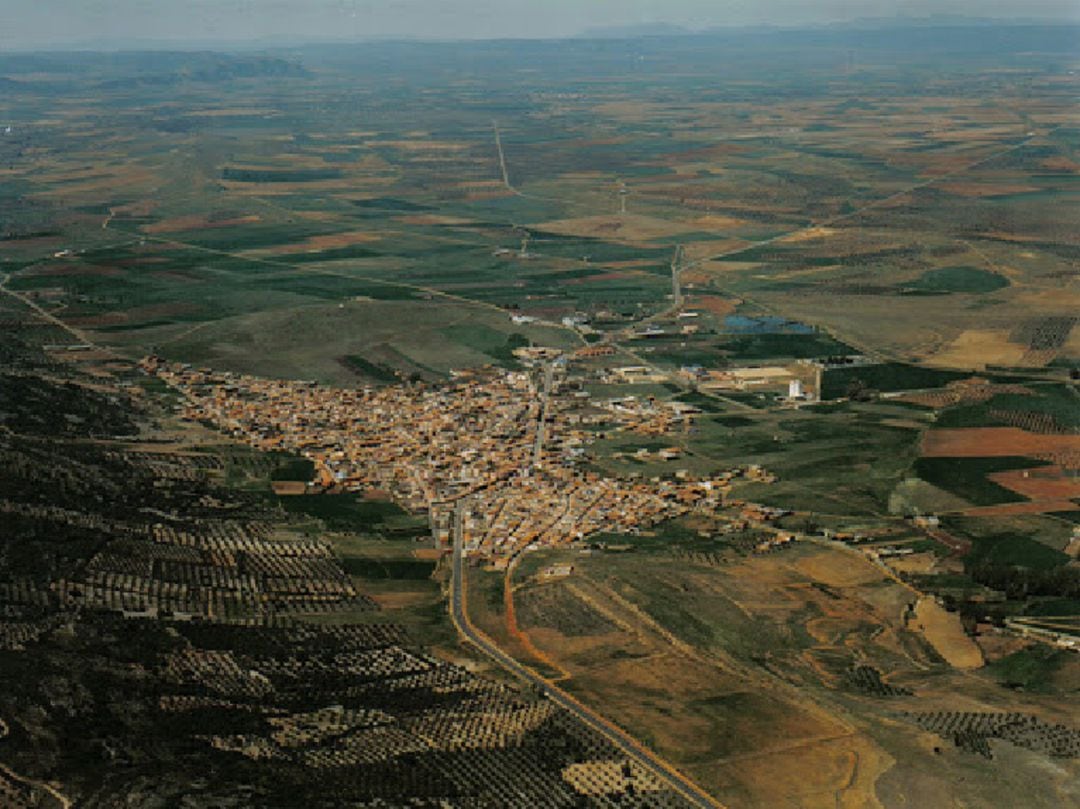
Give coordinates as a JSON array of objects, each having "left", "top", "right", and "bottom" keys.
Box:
[
  {"left": 2, "top": 30, "right": 1080, "bottom": 809},
  {"left": 901, "top": 266, "right": 1010, "bottom": 295},
  {"left": 913, "top": 456, "right": 1048, "bottom": 506},
  {"left": 964, "top": 532, "right": 1070, "bottom": 569},
  {"left": 277, "top": 494, "right": 419, "bottom": 532},
  {"left": 935, "top": 383, "right": 1080, "bottom": 431},
  {"left": 821, "top": 363, "right": 971, "bottom": 399}
]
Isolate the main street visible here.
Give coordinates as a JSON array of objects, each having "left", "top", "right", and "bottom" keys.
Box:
[{"left": 448, "top": 503, "right": 725, "bottom": 809}]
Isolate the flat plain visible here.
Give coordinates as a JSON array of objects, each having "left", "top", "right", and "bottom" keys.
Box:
[{"left": 1, "top": 25, "right": 1078, "bottom": 808}]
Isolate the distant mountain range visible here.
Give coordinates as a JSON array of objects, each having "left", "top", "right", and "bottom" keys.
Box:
[
  {"left": 4, "top": 15, "right": 1077, "bottom": 53},
  {"left": 579, "top": 16, "right": 1078, "bottom": 39}
]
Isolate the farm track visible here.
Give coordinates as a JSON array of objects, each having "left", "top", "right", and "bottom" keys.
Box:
[
  {"left": 589, "top": 128, "right": 1065, "bottom": 403},
  {"left": 611, "top": 128, "right": 1064, "bottom": 367},
  {"left": 491, "top": 121, "right": 565, "bottom": 206},
  {"left": 681, "top": 127, "right": 1061, "bottom": 277},
  {"left": 0, "top": 271, "right": 121, "bottom": 360},
  {"left": 502, "top": 557, "right": 573, "bottom": 683},
  {"left": 98, "top": 218, "right": 586, "bottom": 348},
  {"left": 449, "top": 505, "right": 725, "bottom": 809}
]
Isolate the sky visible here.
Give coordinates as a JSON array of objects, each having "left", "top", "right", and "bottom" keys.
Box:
[{"left": 1, "top": 0, "right": 1077, "bottom": 49}]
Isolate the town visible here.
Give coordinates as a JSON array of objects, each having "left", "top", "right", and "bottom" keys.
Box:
[{"left": 142, "top": 355, "right": 772, "bottom": 566}]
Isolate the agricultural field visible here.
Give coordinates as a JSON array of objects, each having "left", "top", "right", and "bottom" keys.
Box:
[
  {"left": 3, "top": 30, "right": 1079, "bottom": 383},
  {"left": 1, "top": 24, "right": 1079, "bottom": 809},
  {"left": 481, "top": 534, "right": 1080, "bottom": 807},
  {"left": 0, "top": 299, "right": 687, "bottom": 806}
]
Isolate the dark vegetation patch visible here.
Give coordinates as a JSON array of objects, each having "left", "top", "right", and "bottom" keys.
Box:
[
  {"left": 711, "top": 415, "right": 756, "bottom": 428},
  {"left": 341, "top": 557, "right": 436, "bottom": 580},
  {"left": 276, "top": 494, "right": 409, "bottom": 531},
  {"left": 936, "top": 384, "right": 1080, "bottom": 432},
  {"left": 276, "top": 245, "right": 384, "bottom": 263},
  {"left": 900, "top": 266, "right": 1009, "bottom": 295},
  {"left": 985, "top": 646, "right": 1072, "bottom": 692},
  {"left": 0, "top": 374, "right": 139, "bottom": 438},
  {"left": 342, "top": 355, "right": 400, "bottom": 383},
  {"left": 269, "top": 454, "right": 315, "bottom": 482},
  {"left": 822, "top": 362, "right": 969, "bottom": 399},
  {"left": 1024, "top": 598, "right": 1080, "bottom": 616},
  {"left": 913, "top": 456, "right": 1048, "bottom": 506},
  {"left": 440, "top": 325, "right": 529, "bottom": 366},
  {"left": 671, "top": 391, "right": 726, "bottom": 413},
  {"left": 1048, "top": 510, "right": 1080, "bottom": 524},
  {"left": 964, "top": 533, "right": 1070, "bottom": 570},
  {"left": 1011, "top": 316, "right": 1077, "bottom": 351},
  {"left": 350, "top": 197, "right": 432, "bottom": 212},
  {"left": 720, "top": 331, "right": 854, "bottom": 360},
  {"left": 262, "top": 276, "right": 417, "bottom": 299},
  {"left": 222, "top": 167, "right": 343, "bottom": 183}
]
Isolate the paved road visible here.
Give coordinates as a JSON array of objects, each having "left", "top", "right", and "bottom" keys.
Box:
[
  {"left": 448, "top": 505, "right": 724, "bottom": 809},
  {"left": 531, "top": 361, "right": 555, "bottom": 469}
]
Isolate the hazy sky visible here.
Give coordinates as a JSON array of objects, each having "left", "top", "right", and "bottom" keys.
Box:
[{"left": 1, "top": 0, "right": 1077, "bottom": 49}]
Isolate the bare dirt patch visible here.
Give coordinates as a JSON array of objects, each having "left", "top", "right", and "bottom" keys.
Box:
[
  {"left": 691, "top": 214, "right": 752, "bottom": 230},
  {"left": 143, "top": 214, "right": 261, "bottom": 234},
  {"left": 898, "top": 378, "right": 1032, "bottom": 409},
  {"left": 265, "top": 231, "right": 382, "bottom": 254},
  {"left": 1039, "top": 156, "right": 1080, "bottom": 172},
  {"left": 709, "top": 733, "right": 893, "bottom": 809},
  {"left": 531, "top": 214, "right": 693, "bottom": 242},
  {"left": 777, "top": 226, "right": 838, "bottom": 243},
  {"left": 961, "top": 499, "right": 1080, "bottom": 517},
  {"left": 689, "top": 294, "right": 739, "bottom": 316},
  {"left": 575, "top": 271, "right": 636, "bottom": 282},
  {"left": 987, "top": 465, "right": 1080, "bottom": 501},
  {"left": 912, "top": 596, "right": 983, "bottom": 669},
  {"left": 975, "top": 632, "right": 1033, "bottom": 663},
  {"left": 888, "top": 553, "right": 938, "bottom": 575},
  {"left": 398, "top": 214, "right": 477, "bottom": 226},
  {"left": 681, "top": 240, "right": 752, "bottom": 263},
  {"left": 791, "top": 551, "right": 883, "bottom": 588},
  {"left": 927, "top": 329, "right": 1028, "bottom": 369},
  {"left": 921, "top": 428, "right": 1080, "bottom": 457},
  {"left": 938, "top": 182, "right": 1041, "bottom": 197}
]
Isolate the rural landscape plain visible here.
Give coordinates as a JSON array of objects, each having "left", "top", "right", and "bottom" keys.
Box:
[{"left": 0, "top": 20, "right": 1078, "bottom": 809}]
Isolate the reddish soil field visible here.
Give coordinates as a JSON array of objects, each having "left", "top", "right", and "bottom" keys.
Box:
[
  {"left": 690, "top": 294, "right": 739, "bottom": 316},
  {"left": 31, "top": 264, "right": 121, "bottom": 278},
  {"left": 143, "top": 214, "right": 260, "bottom": 234},
  {"left": 1035, "top": 448, "right": 1080, "bottom": 470},
  {"left": 921, "top": 427, "right": 1080, "bottom": 457},
  {"left": 899, "top": 381, "right": 1031, "bottom": 409},
  {"left": 576, "top": 271, "right": 634, "bottom": 282},
  {"left": 988, "top": 466, "right": 1080, "bottom": 500},
  {"left": 961, "top": 500, "right": 1080, "bottom": 517},
  {"left": 267, "top": 231, "right": 381, "bottom": 254},
  {"left": 937, "top": 182, "right": 1040, "bottom": 197}
]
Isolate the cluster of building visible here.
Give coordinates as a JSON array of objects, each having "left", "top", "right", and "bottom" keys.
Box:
[
  {"left": 679, "top": 363, "right": 821, "bottom": 401},
  {"left": 142, "top": 357, "right": 749, "bottom": 564}
]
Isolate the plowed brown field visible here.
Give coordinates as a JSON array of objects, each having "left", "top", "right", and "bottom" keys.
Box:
[{"left": 921, "top": 428, "right": 1080, "bottom": 457}]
